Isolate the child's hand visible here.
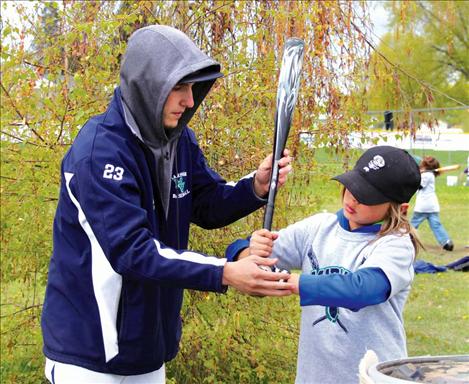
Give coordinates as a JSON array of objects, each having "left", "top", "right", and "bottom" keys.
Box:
[
  {"left": 287, "top": 273, "right": 300, "bottom": 295},
  {"left": 249, "top": 229, "right": 278, "bottom": 257}
]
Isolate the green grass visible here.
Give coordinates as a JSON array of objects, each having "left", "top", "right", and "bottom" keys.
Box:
[{"left": 405, "top": 273, "right": 468, "bottom": 356}]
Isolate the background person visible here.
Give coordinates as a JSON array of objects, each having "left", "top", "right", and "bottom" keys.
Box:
[
  {"left": 227, "top": 146, "right": 422, "bottom": 384},
  {"left": 41, "top": 25, "right": 293, "bottom": 383},
  {"left": 411, "top": 156, "right": 454, "bottom": 251},
  {"left": 464, "top": 155, "right": 469, "bottom": 186}
]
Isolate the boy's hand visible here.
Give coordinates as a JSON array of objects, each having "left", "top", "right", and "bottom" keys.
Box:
[
  {"left": 249, "top": 229, "right": 278, "bottom": 257},
  {"left": 222, "top": 256, "right": 294, "bottom": 296},
  {"left": 253, "top": 149, "right": 292, "bottom": 198}
]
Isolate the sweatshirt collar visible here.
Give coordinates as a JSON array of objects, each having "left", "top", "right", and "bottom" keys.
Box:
[
  {"left": 336, "top": 209, "right": 382, "bottom": 233},
  {"left": 121, "top": 95, "right": 144, "bottom": 142}
]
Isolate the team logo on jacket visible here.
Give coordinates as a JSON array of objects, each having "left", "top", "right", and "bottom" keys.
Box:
[
  {"left": 172, "top": 172, "right": 190, "bottom": 198},
  {"left": 311, "top": 265, "right": 351, "bottom": 334}
]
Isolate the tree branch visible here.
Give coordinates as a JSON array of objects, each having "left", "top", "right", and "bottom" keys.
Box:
[
  {"left": 431, "top": 45, "right": 469, "bottom": 79},
  {"left": 346, "top": 16, "right": 468, "bottom": 107},
  {"left": 0, "top": 82, "right": 46, "bottom": 143},
  {"left": 0, "top": 304, "right": 42, "bottom": 320},
  {"left": 56, "top": 97, "right": 70, "bottom": 144}
]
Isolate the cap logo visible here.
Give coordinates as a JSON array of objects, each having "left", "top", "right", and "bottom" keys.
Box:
[{"left": 363, "top": 155, "right": 385, "bottom": 172}]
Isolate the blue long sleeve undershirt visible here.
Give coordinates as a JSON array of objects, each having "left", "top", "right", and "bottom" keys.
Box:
[
  {"left": 225, "top": 238, "right": 250, "bottom": 261},
  {"left": 299, "top": 267, "right": 391, "bottom": 310}
]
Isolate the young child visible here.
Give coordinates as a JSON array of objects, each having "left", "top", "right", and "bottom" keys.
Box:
[
  {"left": 226, "top": 146, "right": 422, "bottom": 384},
  {"left": 411, "top": 156, "right": 454, "bottom": 251}
]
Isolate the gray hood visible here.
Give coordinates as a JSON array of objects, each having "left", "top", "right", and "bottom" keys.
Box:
[
  {"left": 120, "top": 25, "right": 221, "bottom": 147},
  {"left": 119, "top": 25, "right": 222, "bottom": 218}
]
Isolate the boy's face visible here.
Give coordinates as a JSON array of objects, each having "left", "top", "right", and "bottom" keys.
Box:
[
  {"left": 162, "top": 83, "right": 194, "bottom": 129},
  {"left": 342, "top": 189, "right": 390, "bottom": 230}
]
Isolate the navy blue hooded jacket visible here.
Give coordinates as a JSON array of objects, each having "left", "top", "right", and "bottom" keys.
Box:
[{"left": 41, "top": 26, "right": 265, "bottom": 375}]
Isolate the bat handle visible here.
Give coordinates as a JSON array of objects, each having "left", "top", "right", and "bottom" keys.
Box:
[
  {"left": 261, "top": 158, "right": 291, "bottom": 277},
  {"left": 263, "top": 159, "right": 280, "bottom": 231}
]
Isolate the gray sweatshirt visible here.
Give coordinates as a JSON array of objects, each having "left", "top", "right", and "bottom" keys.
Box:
[{"left": 272, "top": 212, "right": 415, "bottom": 384}]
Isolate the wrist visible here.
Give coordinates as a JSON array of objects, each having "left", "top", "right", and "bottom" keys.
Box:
[
  {"left": 236, "top": 248, "right": 250, "bottom": 260},
  {"left": 222, "top": 262, "right": 233, "bottom": 286},
  {"left": 290, "top": 273, "right": 300, "bottom": 295},
  {"left": 253, "top": 174, "right": 267, "bottom": 198}
]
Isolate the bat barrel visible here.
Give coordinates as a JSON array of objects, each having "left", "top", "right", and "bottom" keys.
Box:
[
  {"left": 435, "top": 164, "right": 460, "bottom": 173},
  {"left": 263, "top": 37, "right": 304, "bottom": 231}
]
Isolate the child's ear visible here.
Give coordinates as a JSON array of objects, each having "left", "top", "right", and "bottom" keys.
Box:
[{"left": 400, "top": 203, "right": 409, "bottom": 216}]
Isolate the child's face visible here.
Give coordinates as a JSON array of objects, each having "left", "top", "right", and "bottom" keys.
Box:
[{"left": 342, "top": 189, "right": 391, "bottom": 230}]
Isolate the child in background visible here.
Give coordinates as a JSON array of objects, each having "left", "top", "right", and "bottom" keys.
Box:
[
  {"left": 411, "top": 156, "right": 454, "bottom": 251},
  {"left": 226, "top": 146, "right": 422, "bottom": 384},
  {"left": 465, "top": 155, "right": 469, "bottom": 186}
]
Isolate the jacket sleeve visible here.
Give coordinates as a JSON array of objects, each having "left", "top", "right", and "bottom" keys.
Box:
[
  {"left": 299, "top": 268, "right": 391, "bottom": 310},
  {"left": 66, "top": 140, "right": 226, "bottom": 293},
  {"left": 188, "top": 129, "right": 266, "bottom": 229}
]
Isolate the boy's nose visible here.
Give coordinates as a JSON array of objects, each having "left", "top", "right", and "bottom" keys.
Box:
[{"left": 183, "top": 88, "right": 194, "bottom": 108}]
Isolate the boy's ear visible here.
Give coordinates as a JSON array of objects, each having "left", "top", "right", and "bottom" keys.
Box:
[{"left": 400, "top": 203, "right": 409, "bottom": 215}]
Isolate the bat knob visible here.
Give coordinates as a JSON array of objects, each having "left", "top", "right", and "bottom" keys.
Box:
[
  {"left": 258, "top": 265, "right": 272, "bottom": 272},
  {"left": 258, "top": 265, "right": 290, "bottom": 282}
]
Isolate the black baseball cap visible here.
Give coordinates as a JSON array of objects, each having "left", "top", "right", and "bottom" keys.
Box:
[
  {"left": 178, "top": 66, "right": 224, "bottom": 84},
  {"left": 332, "top": 146, "right": 421, "bottom": 205}
]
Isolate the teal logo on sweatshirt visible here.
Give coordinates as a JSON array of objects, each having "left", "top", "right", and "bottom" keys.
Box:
[
  {"left": 311, "top": 265, "right": 351, "bottom": 333},
  {"left": 172, "top": 172, "right": 190, "bottom": 198}
]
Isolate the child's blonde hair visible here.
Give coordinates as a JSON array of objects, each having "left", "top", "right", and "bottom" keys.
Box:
[
  {"left": 378, "top": 202, "right": 423, "bottom": 256},
  {"left": 340, "top": 188, "right": 423, "bottom": 255}
]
